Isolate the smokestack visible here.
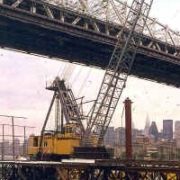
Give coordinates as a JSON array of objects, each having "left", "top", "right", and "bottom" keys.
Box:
[{"left": 124, "top": 97, "right": 132, "bottom": 159}]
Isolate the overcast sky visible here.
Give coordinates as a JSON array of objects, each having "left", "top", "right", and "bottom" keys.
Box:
[{"left": 0, "top": 0, "right": 180, "bottom": 135}]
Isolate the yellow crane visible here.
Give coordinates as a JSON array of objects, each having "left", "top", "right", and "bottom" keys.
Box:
[{"left": 28, "top": 77, "right": 85, "bottom": 160}]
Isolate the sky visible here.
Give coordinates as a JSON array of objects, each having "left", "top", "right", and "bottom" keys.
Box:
[
  {"left": 150, "top": 0, "right": 180, "bottom": 31},
  {"left": 0, "top": 0, "right": 180, "bottom": 136}
]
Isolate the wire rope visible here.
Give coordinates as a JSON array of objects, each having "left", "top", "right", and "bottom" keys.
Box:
[
  {"left": 70, "top": 65, "right": 83, "bottom": 86},
  {"left": 77, "top": 67, "right": 92, "bottom": 97}
]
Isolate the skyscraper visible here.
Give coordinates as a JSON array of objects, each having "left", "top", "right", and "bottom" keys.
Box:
[
  {"left": 175, "top": 120, "right": 180, "bottom": 147},
  {"left": 149, "top": 121, "right": 159, "bottom": 142},
  {"left": 104, "top": 127, "right": 115, "bottom": 146},
  {"left": 163, "top": 119, "right": 173, "bottom": 141},
  {"left": 174, "top": 121, "right": 180, "bottom": 138},
  {"left": 143, "top": 115, "right": 150, "bottom": 137}
]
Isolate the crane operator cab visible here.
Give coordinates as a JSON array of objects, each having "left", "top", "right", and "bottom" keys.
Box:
[{"left": 28, "top": 123, "right": 82, "bottom": 160}]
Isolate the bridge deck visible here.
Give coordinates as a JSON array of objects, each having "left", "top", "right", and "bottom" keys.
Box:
[{"left": 0, "top": 0, "right": 180, "bottom": 87}]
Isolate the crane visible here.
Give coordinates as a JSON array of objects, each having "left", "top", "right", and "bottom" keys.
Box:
[
  {"left": 81, "top": 0, "right": 153, "bottom": 147},
  {"left": 29, "top": 77, "right": 85, "bottom": 160},
  {"left": 28, "top": 0, "right": 153, "bottom": 160}
]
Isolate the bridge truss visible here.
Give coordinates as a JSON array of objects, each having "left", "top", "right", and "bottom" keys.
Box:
[
  {"left": 0, "top": 0, "right": 180, "bottom": 88},
  {"left": 0, "top": 0, "right": 180, "bottom": 64},
  {"left": 1, "top": 0, "right": 180, "bottom": 50},
  {"left": 1, "top": 160, "right": 180, "bottom": 180},
  {"left": 47, "top": 0, "right": 180, "bottom": 46}
]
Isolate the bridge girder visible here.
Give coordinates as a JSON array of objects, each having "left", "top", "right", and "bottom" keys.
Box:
[
  {"left": 1, "top": 160, "right": 180, "bottom": 180},
  {"left": 0, "top": 0, "right": 180, "bottom": 87}
]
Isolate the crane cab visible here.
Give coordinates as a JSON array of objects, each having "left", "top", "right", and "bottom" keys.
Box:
[{"left": 28, "top": 123, "right": 81, "bottom": 160}]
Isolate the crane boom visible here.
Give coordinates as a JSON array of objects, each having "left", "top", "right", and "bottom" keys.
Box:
[
  {"left": 39, "top": 77, "right": 85, "bottom": 155},
  {"left": 47, "top": 77, "right": 85, "bottom": 132},
  {"left": 82, "top": 0, "right": 153, "bottom": 146}
]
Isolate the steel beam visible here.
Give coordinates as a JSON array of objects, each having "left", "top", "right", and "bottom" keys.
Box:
[{"left": 1, "top": 160, "right": 180, "bottom": 180}]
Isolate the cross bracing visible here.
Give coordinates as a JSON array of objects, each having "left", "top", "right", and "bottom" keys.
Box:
[
  {"left": 0, "top": 0, "right": 180, "bottom": 64},
  {"left": 41, "top": 0, "right": 180, "bottom": 47},
  {"left": 0, "top": 0, "right": 180, "bottom": 88}
]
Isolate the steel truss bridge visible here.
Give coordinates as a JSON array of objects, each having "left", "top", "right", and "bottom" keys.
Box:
[
  {"left": 1, "top": 160, "right": 180, "bottom": 180},
  {"left": 0, "top": 0, "right": 180, "bottom": 87}
]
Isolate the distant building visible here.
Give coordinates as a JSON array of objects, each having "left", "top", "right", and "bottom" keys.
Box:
[
  {"left": 143, "top": 115, "right": 150, "bottom": 137},
  {"left": 174, "top": 121, "right": 180, "bottom": 139},
  {"left": 157, "top": 140, "right": 176, "bottom": 161},
  {"left": 163, "top": 119, "right": 173, "bottom": 140},
  {"left": 174, "top": 120, "right": 180, "bottom": 148},
  {"left": 132, "top": 128, "right": 143, "bottom": 142},
  {"left": 149, "top": 121, "right": 159, "bottom": 142},
  {"left": 136, "top": 134, "right": 149, "bottom": 144},
  {"left": 114, "top": 127, "right": 142, "bottom": 146},
  {"left": 104, "top": 127, "right": 115, "bottom": 146},
  {"left": 114, "top": 127, "right": 125, "bottom": 146},
  {"left": 104, "top": 125, "right": 144, "bottom": 147},
  {"left": 133, "top": 135, "right": 149, "bottom": 160}
]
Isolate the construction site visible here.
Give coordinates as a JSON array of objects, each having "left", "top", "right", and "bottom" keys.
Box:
[{"left": 0, "top": 0, "right": 180, "bottom": 179}]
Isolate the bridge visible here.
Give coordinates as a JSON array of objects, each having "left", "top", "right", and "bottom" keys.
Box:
[{"left": 0, "top": 0, "right": 180, "bottom": 87}]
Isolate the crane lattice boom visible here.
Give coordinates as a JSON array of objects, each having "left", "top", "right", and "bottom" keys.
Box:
[
  {"left": 82, "top": 0, "right": 153, "bottom": 146},
  {"left": 39, "top": 77, "right": 85, "bottom": 153}
]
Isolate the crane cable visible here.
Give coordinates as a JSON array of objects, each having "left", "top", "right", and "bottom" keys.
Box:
[
  {"left": 62, "top": 63, "right": 75, "bottom": 81},
  {"left": 77, "top": 67, "right": 92, "bottom": 97},
  {"left": 69, "top": 66, "right": 83, "bottom": 87},
  {"left": 57, "top": 62, "right": 93, "bottom": 98}
]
